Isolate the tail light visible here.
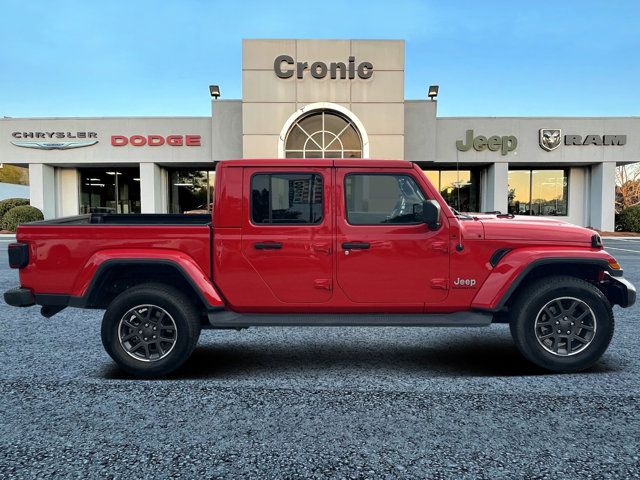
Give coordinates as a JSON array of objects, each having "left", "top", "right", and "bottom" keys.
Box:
[{"left": 8, "top": 243, "right": 29, "bottom": 269}]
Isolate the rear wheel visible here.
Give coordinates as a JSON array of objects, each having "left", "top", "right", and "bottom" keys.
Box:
[
  {"left": 509, "top": 275, "right": 614, "bottom": 373},
  {"left": 101, "top": 283, "right": 201, "bottom": 378}
]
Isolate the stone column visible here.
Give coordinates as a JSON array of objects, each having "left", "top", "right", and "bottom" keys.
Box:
[
  {"left": 481, "top": 162, "right": 508, "bottom": 214},
  {"left": 56, "top": 168, "right": 79, "bottom": 217},
  {"left": 589, "top": 162, "right": 615, "bottom": 231},
  {"left": 28, "top": 163, "right": 55, "bottom": 219},
  {"left": 139, "top": 163, "right": 166, "bottom": 214}
]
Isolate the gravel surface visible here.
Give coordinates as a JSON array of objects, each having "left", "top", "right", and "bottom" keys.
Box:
[{"left": 1, "top": 239, "right": 639, "bottom": 479}]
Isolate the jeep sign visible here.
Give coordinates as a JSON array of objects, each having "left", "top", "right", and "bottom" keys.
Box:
[{"left": 456, "top": 129, "right": 518, "bottom": 156}]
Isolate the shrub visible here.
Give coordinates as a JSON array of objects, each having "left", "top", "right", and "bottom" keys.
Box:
[
  {"left": 0, "top": 198, "right": 29, "bottom": 221},
  {"left": 1, "top": 205, "right": 44, "bottom": 232},
  {"left": 619, "top": 205, "right": 640, "bottom": 232}
]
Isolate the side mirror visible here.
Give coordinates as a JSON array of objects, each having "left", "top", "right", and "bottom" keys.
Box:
[{"left": 422, "top": 200, "right": 441, "bottom": 230}]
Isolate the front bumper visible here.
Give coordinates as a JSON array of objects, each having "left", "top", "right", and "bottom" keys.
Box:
[
  {"left": 4, "top": 287, "right": 35, "bottom": 307},
  {"left": 604, "top": 274, "right": 636, "bottom": 308}
]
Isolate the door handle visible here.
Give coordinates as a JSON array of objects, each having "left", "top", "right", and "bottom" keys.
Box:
[
  {"left": 254, "top": 242, "right": 283, "bottom": 250},
  {"left": 342, "top": 242, "right": 370, "bottom": 250}
]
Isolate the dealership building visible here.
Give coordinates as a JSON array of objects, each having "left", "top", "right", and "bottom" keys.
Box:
[{"left": 1, "top": 39, "right": 639, "bottom": 230}]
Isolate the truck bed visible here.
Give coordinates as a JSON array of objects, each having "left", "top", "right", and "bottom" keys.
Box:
[
  {"left": 15, "top": 215, "right": 212, "bottom": 296},
  {"left": 29, "top": 213, "right": 211, "bottom": 226}
]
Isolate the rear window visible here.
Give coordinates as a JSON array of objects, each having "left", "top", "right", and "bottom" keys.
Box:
[{"left": 251, "top": 173, "right": 323, "bottom": 225}]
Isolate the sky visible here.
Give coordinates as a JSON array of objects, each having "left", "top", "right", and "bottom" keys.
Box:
[{"left": 0, "top": 0, "right": 638, "bottom": 118}]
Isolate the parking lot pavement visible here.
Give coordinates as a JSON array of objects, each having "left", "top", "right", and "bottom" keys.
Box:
[{"left": 0, "top": 240, "right": 639, "bottom": 479}]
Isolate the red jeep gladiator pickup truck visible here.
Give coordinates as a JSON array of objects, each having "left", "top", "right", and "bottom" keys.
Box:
[{"left": 4, "top": 159, "right": 636, "bottom": 377}]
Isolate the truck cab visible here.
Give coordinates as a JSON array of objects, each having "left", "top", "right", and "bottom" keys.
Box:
[
  {"left": 213, "top": 159, "right": 451, "bottom": 312},
  {"left": 4, "top": 159, "right": 636, "bottom": 377}
]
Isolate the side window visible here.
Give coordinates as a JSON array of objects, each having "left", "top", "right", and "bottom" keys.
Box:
[
  {"left": 251, "top": 173, "right": 323, "bottom": 225},
  {"left": 345, "top": 174, "right": 426, "bottom": 225}
]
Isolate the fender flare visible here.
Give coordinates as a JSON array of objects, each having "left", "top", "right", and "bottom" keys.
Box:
[
  {"left": 472, "top": 250, "right": 616, "bottom": 312},
  {"left": 69, "top": 249, "right": 225, "bottom": 310}
]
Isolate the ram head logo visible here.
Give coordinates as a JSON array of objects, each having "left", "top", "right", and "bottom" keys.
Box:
[{"left": 539, "top": 129, "right": 562, "bottom": 152}]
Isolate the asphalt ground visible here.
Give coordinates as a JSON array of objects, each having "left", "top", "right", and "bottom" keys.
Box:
[{"left": 0, "top": 239, "right": 639, "bottom": 479}]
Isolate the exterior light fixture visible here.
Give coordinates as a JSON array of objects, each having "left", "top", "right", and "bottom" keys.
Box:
[
  {"left": 428, "top": 85, "right": 439, "bottom": 100},
  {"left": 209, "top": 85, "right": 220, "bottom": 99}
]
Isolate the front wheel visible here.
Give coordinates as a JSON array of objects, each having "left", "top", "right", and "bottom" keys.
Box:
[
  {"left": 510, "top": 275, "right": 614, "bottom": 373},
  {"left": 101, "top": 283, "right": 201, "bottom": 378}
]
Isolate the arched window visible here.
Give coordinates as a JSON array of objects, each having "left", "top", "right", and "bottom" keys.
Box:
[{"left": 284, "top": 110, "right": 362, "bottom": 159}]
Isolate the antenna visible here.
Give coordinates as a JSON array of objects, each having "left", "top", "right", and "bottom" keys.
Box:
[
  {"left": 455, "top": 148, "right": 464, "bottom": 252},
  {"left": 456, "top": 148, "right": 461, "bottom": 211}
]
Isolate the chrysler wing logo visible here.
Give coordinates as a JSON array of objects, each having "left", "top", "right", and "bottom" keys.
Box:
[
  {"left": 10, "top": 140, "right": 98, "bottom": 150},
  {"left": 539, "top": 129, "right": 562, "bottom": 151}
]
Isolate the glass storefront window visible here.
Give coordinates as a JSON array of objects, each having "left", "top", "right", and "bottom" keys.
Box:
[
  {"left": 79, "top": 168, "right": 140, "bottom": 214},
  {"left": 423, "top": 169, "right": 480, "bottom": 212},
  {"left": 168, "top": 169, "right": 215, "bottom": 214},
  {"left": 507, "top": 170, "right": 531, "bottom": 215},
  {"left": 508, "top": 169, "right": 568, "bottom": 216}
]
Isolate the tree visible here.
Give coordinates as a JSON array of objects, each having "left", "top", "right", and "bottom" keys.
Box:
[
  {"left": 0, "top": 165, "right": 28, "bottom": 185},
  {"left": 616, "top": 163, "right": 640, "bottom": 213}
]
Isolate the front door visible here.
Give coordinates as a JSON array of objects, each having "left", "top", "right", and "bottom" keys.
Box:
[
  {"left": 241, "top": 167, "right": 333, "bottom": 304},
  {"left": 335, "top": 168, "right": 450, "bottom": 306}
]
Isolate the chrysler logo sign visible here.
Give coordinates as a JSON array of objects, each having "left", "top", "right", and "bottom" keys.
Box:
[
  {"left": 11, "top": 140, "right": 98, "bottom": 150},
  {"left": 11, "top": 131, "right": 99, "bottom": 150}
]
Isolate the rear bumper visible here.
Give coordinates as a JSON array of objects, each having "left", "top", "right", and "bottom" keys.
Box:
[
  {"left": 4, "top": 287, "right": 35, "bottom": 307},
  {"left": 605, "top": 274, "right": 636, "bottom": 308}
]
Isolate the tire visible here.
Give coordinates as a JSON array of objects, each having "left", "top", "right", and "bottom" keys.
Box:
[
  {"left": 101, "top": 283, "right": 201, "bottom": 378},
  {"left": 509, "top": 275, "right": 614, "bottom": 373}
]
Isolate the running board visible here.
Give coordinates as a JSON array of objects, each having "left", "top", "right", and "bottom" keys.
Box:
[{"left": 207, "top": 311, "right": 493, "bottom": 328}]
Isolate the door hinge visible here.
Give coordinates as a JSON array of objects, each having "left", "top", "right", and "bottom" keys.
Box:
[
  {"left": 430, "top": 278, "right": 448, "bottom": 290},
  {"left": 314, "top": 279, "right": 332, "bottom": 291}
]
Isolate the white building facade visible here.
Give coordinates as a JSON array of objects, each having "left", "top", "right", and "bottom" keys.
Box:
[{"left": 1, "top": 39, "right": 638, "bottom": 230}]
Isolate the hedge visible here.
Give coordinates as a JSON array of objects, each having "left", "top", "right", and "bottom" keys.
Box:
[
  {"left": 1, "top": 205, "right": 44, "bottom": 232},
  {"left": 0, "top": 198, "right": 29, "bottom": 221},
  {"left": 619, "top": 205, "right": 640, "bottom": 232}
]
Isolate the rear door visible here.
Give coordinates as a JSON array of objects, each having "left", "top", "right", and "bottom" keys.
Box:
[
  {"left": 335, "top": 168, "right": 450, "bottom": 306},
  {"left": 241, "top": 167, "right": 333, "bottom": 303}
]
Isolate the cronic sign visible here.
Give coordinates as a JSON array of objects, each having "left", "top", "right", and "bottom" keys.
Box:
[{"left": 274, "top": 55, "right": 373, "bottom": 79}]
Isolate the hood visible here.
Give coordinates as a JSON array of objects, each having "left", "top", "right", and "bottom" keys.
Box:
[{"left": 472, "top": 214, "right": 597, "bottom": 246}]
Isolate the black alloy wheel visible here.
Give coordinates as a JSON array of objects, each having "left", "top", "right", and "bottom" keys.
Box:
[
  {"left": 101, "top": 283, "right": 201, "bottom": 378},
  {"left": 510, "top": 275, "right": 614, "bottom": 373}
]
